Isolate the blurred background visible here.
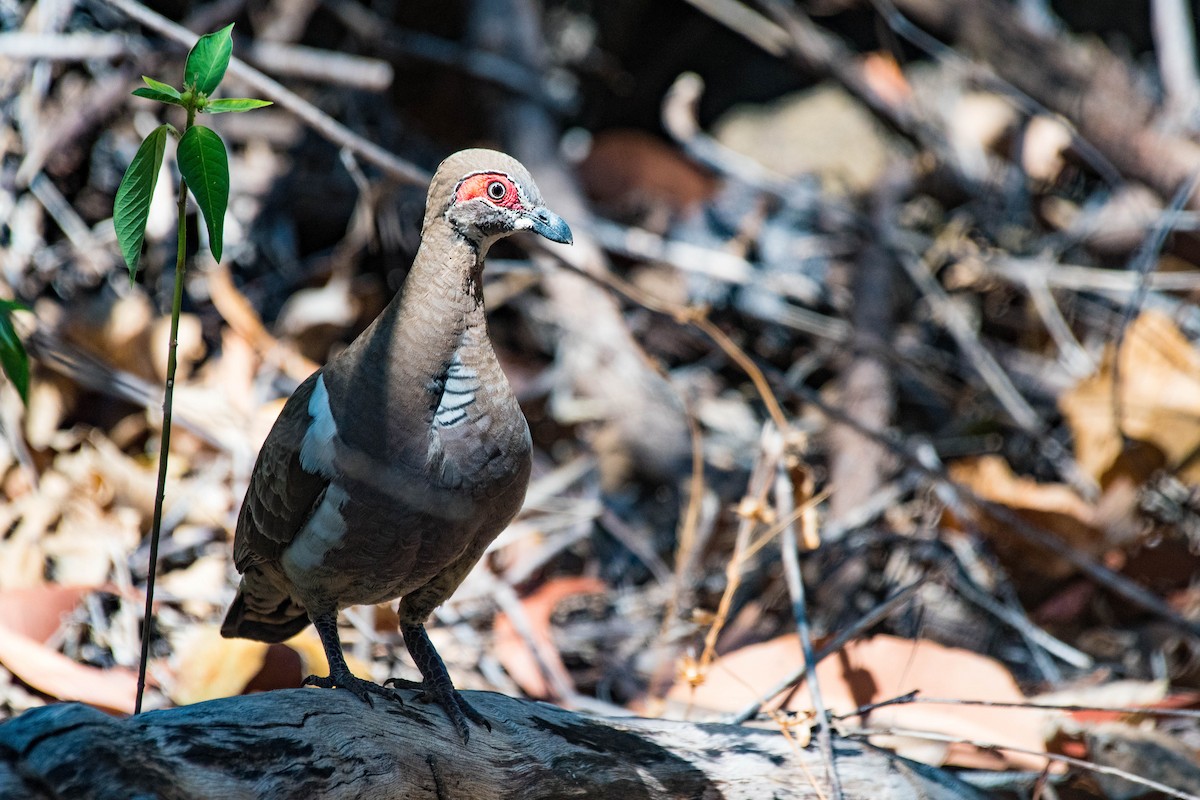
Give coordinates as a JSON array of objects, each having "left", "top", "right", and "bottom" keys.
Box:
[{"left": 2, "top": 0, "right": 1200, "bottom": 796}]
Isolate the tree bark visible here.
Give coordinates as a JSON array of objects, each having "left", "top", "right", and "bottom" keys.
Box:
[{"left": 0, "top": 687, "right": 985, "bottom": 799}]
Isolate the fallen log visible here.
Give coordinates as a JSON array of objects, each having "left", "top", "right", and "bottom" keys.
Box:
[{"left": 0, "top": 686, "right": 984, "bottom": 799}]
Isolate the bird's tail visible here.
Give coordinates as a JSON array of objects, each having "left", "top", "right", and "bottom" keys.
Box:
[{"left": 221, "top": 579, "right": 311, "bottom": 643}]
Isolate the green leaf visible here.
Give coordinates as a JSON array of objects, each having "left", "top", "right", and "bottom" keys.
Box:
[
  {"left": 204, "top": 98, "right": 272, "bottom": 114},
  {"left": 113, "top": 124, "right": 169, "bottom": 280},
  {"left": 177, "top": 125, "right": 229, "bottom": 262},
  {"left": 132, "top": 87, "right": 185, "bottom": 106},
  {"left": 185, "top": 24, "right": 234, "bottom": 96},
  {"left": 141, "top": 76, "right": 181, "bottom": 99},
  {"left": 0, "top": 302, "right": 30, "bottom": 405}
]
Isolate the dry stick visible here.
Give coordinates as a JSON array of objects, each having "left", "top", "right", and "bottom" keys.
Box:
[
  {"left": 773, "top": 431, "right": 843, "bottom": 800},
  {"left": 844, "top": 726, "right": 1200, "bottom": 800},
  {"left": 245, "top": 40, "right": 394, "bottom": 91},
  {"left": 946, "top": 556, "right": 1092, "bottom": 669},
  {"left": 100, "top": 0, "right": 428, "bottom": 186},
  {"left": 1023, "top": 275, "right": 1094, "bottom": 377},
  {"left": 694, "top": 428, "right": 777, "bottom": 676},
  {"left": 897, "top": 247, "right": 1042, "bottom": 434},
  {"left": 484, "top": 571, "right": 579, "bottom": 704},
  {"left": 0, "top": 32, "right": 129, "bottom": 60},
  {"left": 326, "top": 0, "right": 564, "bottom": 111},
  {"left": 991, "top": 257, "right": 1200, "bottom": 292},
  {"left": 1152, "top": 0, "right": 1200, "bottom": 122},
  {"left": 840, "top": 694, "right": 1200, "bottom": 721}
]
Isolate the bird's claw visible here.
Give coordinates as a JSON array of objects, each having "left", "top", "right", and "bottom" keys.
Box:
[
  {"left": 303, "top": 671, "right": 400, "bottom": 707},
  {"left": 388, "top": 678, "right": 490, "bottom": 743}
]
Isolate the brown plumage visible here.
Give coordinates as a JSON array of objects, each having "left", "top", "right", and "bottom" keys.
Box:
[{"left": 221, "top": 149, "right": 572, "bottom": 742}]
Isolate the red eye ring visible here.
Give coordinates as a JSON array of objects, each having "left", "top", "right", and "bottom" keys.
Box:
[{"left": 455, "top": 173, "right": 520, "bottom": 208}]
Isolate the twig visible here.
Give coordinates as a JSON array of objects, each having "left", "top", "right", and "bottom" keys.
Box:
[
  {"left": 99, "top": 0, "right": 428, "bottom": 185},
  {"left": 1023, "top": 275, "right": 1094, "bottom": 377},
  {"left": 695, "top": 425, "right": 777, "bottom": 676},
  {"left": 0, "top": 32, "right": 129, "bottom": 59},
  {"left": 840, "top": 693, "right": 1200, "bottom": 721},
  {"left": 989, "top": 256, "right": 1200, "bottom": 292},
  {"left": 585, "top": 216, "right": 829, "bottom": 312},
  {"left": 678, "top": 0, "right": 790, "bottom": 56},
  {"left": 644, "top": 401, "right": 720, "bottom": 706},
  {"left": 843, "top": 726, "right": 1200, "bottom": 800},
  {"left": 245, "top": 41, "right": 393, "bottom": 91},
  {"left": 484, "top": 570, "right": 579, "bottom": 704},
  {"left": 661, "top": 71, "right": 794, "bottom": 198},
  {"left": 897, "top": 246, "right": 1042, "bottom": 433},
  {"left": 945, "top": 552, "right": 1092, "bottom": 670},
  {"left": 772, "top": 429, "right": 843, "bottom": 800},
  {"left": 1152, "top": 0, "right": 1200, "bottom": 125}
]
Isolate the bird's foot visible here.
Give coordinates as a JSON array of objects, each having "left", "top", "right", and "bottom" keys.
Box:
[
  {"left": 384, "top": 676, "right": 489, "bottom": 742},
  {"left": 304, "top": 670, "right": 400, "bottom": 707}
]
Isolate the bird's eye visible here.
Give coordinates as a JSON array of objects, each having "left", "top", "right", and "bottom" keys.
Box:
[{"left": 487, "top": 180, "right": 507, "bottom": 201}]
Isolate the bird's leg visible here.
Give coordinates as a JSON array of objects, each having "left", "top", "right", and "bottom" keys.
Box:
[
  {"left": 388, "top": 622, "right": 490, "bottom": 743},
  {"left": 303, "top": 611, "right": 398, "bottom": 706}
]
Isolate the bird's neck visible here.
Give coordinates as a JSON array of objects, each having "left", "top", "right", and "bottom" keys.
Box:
[{"left": 323, "top": 218, "right": 496, "bottom": 455}]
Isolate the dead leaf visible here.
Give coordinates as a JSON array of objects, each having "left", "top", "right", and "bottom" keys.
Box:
[
  {"left": 0, "top": 614, "right": 137, "bottom": 714},
  {"left": 0, "top": 584, "right": 94, "bottom": 643},
  {"left": 949, "top": 455, "right": 1104, "bottom": 579},
  {"left": 1061, "top": 310, "right": 1200, "bottom": 485},
  {"left": 666, "top": 634, "right": 1055, "bottom": 770},
  {"left": 171, "top": 626, "right": 270, "bottom": 706}
]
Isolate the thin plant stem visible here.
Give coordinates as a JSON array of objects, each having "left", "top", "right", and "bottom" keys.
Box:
[{"left": 135, "top": 105, "right": 195, "bottom": 714}]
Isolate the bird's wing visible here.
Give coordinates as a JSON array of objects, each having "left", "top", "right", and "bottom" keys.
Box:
[{"left": 233, "top": 371, "right": 331, "bottom": 570}]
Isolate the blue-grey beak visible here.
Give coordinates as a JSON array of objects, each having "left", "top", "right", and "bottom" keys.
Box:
[{"left": 528, "top": 206, "right": 573, "bottom": 245}]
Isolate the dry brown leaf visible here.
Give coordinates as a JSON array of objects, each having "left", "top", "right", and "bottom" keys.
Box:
[
  {"left": 171, "top": 625, "right": 270, "bottom": 706},
  {"left": 949, "top": 455, "right": 1105, "bottom": 579},
  {"left": 0, "top": 614, "right": 138, "bottom": 714},
  {"left": 493, "top": 576, "right": 606, "bottom": 700},
  {"left": 666, "top": 634, "right": 1054, "bottom": 770},
  {"left": 1061, "top": 310, "right": 1200, "bottom": 485},
  {"left": 0, "top": 584, "right": 93, "bottom": 642}
]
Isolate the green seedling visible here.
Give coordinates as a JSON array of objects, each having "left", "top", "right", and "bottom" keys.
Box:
[
  {"left": 113, "top": 23, "right": 271, "bottom": 714},
  {"left": 0, "top": 300, "right": 30, "bottom": 405}
]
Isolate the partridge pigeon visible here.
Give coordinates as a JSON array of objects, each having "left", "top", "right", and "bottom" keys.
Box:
[{"left": 222, "top": 149, "right": 573, "bottom": 742}]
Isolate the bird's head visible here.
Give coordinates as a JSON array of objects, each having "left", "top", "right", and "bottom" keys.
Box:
[{"left": 430, "top": 149, "right": 573, "bottom": 251}]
